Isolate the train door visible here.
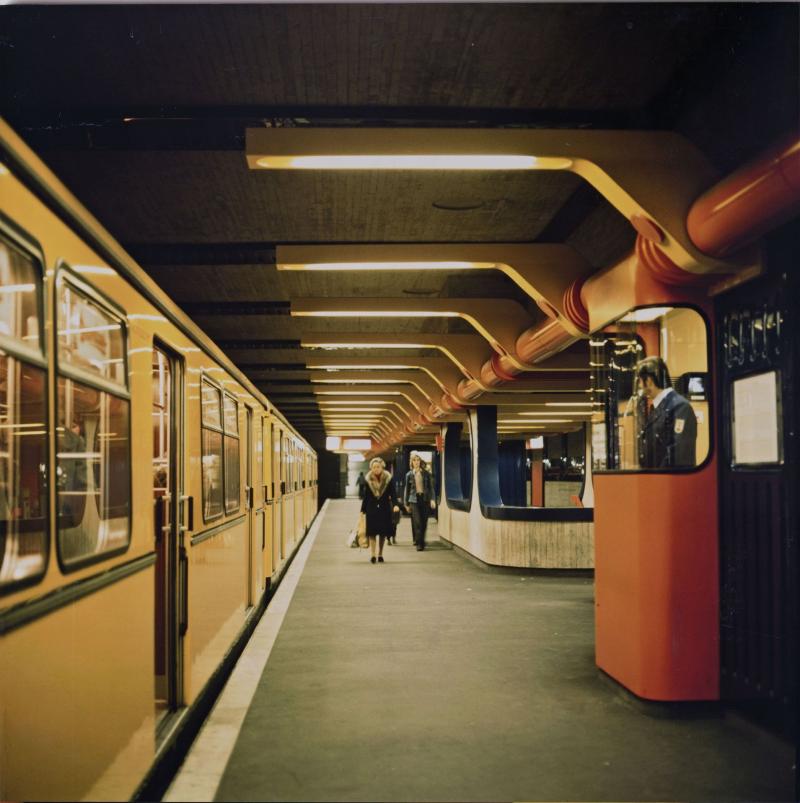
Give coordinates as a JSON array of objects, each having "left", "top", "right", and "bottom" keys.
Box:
[
  {"left": 716, "top": 262, "right": 798, "bottom": 735},
  {"left": 262, "top": 414, "right": 274, "bottom": 584},
  {"left": 273, "top": 424, "right": 284, "bottom": 564},
  {"left": 244, "top": 406, "right": 255, "bottom": 606},
  {"left": 152, "top": 344, "right": 184, "bottom": 731}
]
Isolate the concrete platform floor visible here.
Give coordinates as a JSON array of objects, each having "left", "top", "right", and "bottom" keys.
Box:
[{"left": 166, "top": 499, "right": 795, "bottom": 802}]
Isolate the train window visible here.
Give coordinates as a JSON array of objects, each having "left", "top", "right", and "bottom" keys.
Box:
[
  {"left": 223, "top": 393, "right": 240, "bottom": 514},
  {"left": 56, "top": 377, "right": 131, "bottom": 567},
  {"left": 591, "top": 306, "right": 710, "bottom": 472},
  {"left": 200, "top": 378, "right": 223, "bottom": 521},
  {"left": 57, "top": 279, "right": 125, "bottom": 387},
  {"left": 152, "top": 349, "right": 170, "bottom": 494},
  {"left": 0, "top": 236, "right": 42, "bottom": 356},
  {"left": 0, "top": 352, "right": 48, "bottom": 590},
  {"left": 0, "top": 233, "right": 48, "bottom": 592},
  {"left": 55, "top": 275, "right": 130, "bottom": 571}
]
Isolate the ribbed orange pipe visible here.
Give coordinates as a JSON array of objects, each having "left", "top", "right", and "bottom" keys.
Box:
[
  {"left": 687, "top": 134, "right": 800, "bottom": 258},
  {"left": 516, "top": 316, "right": 578, "bottom": 364}
]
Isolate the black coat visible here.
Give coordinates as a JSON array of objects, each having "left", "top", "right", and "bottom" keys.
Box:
[
  {"left": 638, "top": 389, "right": 697, "bottom": 468},
  {"left": 360, "top": 472, "right": 398, "bottom": 536}
]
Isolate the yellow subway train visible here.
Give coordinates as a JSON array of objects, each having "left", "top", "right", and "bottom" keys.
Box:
[{"left": 0, "top": 119, "right": 318, "bottom": 801}]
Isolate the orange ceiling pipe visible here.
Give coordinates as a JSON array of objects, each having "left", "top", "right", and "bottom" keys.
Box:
[
  {"left": 687, "top": 133, "right": 800, "bottom": 259},
  {"left": 456, "top": 286, "right": 589, "bottom": 401}
]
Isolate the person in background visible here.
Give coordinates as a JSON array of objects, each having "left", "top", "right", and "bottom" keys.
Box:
[
  {"left": 403, "top": 453, "right": 435, "bottom": 551},
  {"left": 635, "top": 356, "right": 697, "bottom": 468},
  {"left": 356, "top": 471, "right": 366, "bottom": 500},
  {"left": 360, "top": 457, "right": 399, "bottom": 564}
]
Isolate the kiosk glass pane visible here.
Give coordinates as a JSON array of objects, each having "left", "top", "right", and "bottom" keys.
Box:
[{"left": 591, "top": 306, "right": 709, "bottom": 472}]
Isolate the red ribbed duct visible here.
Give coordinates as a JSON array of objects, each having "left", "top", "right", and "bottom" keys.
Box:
[
  {"left": 515, "top": 316, "right": 577, "bottom": 364},
  {"left": 440, "top": 394, "right": 465, "bottom": 413},
  {"left": 635, "top": 233, "right": 714, "bottom": 287},
  {"left": 562, "top": 277, "right": 590, "bottom": 332},
  {"left": 687, "top": 134, "right": 800, "bottom": 258},
  {"left": 428, "top": 403, "right": 445, "bottom": 419},
  {"left": 457, "top": 377, "right": 484, "bottom": 400}
]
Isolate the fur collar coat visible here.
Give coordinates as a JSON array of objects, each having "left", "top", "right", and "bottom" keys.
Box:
[{"left": 360, "top": 469, "right": 398, "bottom": 536}]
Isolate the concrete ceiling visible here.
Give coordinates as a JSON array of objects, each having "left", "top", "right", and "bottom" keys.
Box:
[{"left": 3, "top": 3, "right": 797, "bottom": 448}]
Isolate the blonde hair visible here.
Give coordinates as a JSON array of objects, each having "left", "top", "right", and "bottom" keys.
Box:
[
  {"left": 369, "top": 457, "right": 385, "bottom": 469},
  {"left": 410, "top": 452, "right": 427, "bottom": 469}
]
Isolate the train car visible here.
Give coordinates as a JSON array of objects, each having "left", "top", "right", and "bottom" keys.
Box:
[{"left": 0, "top": 119, "right": 318, "bottom": 802}]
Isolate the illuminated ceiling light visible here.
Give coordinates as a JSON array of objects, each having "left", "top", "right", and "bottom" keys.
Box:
[
  {"left": 516, "top": 411, "right": 592, "bottom": 417},
  {"left": 325, "top": 436, "right": 342, "bottom": 450},
  {"left": 617, "top": 307, "right": 673, "bottom": 323},
  {"left": 311, "top": 379, "right": 408, "bottom": 384},
  {"left": 507, "top": 418, "right": 572, "bottom": 424},
  {"left": 305, "top": 342, "right": 427, "bottom": 349},
  {"left": 255, "top": 154, "right": 544, "bottom": 170},
  {"left": 293, "top": 310, "right": 458, "bottom": 318},
  {"left": 314, "top": 365, "right": 413, "bottom": 371},
  {"left": 279, "top": 261, "right": 496, "bottom": 271},
  {"left": 315, "top": 391, "right": 405, "bottom": 395}
]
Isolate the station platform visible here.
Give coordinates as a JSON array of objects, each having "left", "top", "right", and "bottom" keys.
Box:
[{"left": 164, "top": 500, "right": 794, "bottom": 802}]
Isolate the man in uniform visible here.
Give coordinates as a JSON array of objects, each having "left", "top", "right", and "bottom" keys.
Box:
[{"left": 636, "top": 356, "right": 697, "bottom": 468}]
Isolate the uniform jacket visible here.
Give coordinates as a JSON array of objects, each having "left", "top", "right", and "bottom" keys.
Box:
[
  {"left": 638, "top": 389, "right": 697, "bottom": 468},
  {"left": 403, "top": 468, "right": 434, "bottom": 506},
  {"left": 360, "top": 470, "right": 398, "bottom": 536}
]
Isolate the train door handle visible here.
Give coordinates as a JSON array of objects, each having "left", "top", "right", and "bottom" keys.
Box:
[
  {"left": 179, "top": 546, "right": 189, "bottom": 637},
  {"left": 246, "top": 485, "right": 254, "bottom": 509},
  {"left": 154, "top": 494, "right": 171, "bottom": 542},
  {"left": 263, "top": 484, "right": 273, "bottom": 505},
  {"left": 280, "top": 481, "right": 286, "bottom": 495},
  {"left": 180, "top": 495, "right": 194, "bottom": 532}
]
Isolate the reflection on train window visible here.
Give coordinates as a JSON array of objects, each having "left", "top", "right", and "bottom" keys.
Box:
[
  {"left": 201, "top": 378, "right": 223, "bottom": 521},
  {"left": 0, "top": 351, "right": 48, "bottom": 589},
  {"left": 56, "top": 377, "right": 131, "bottom": 566},
  {"left": 223, "top": 393, "right": 240, "bottom": 514},
  {"left": 0, "top": 236, "right": 41, "bottom": 354},
  {"left": 591, "top": 306, "right": 710, "bottom": 472},
  {"left": 152, "top": 349, "right": 170, "bottom": 495},
  {"left": 57, "top": 281, "right": 125, "bottom": 386}
]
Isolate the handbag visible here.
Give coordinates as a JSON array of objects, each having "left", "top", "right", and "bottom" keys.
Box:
[{"left": 391, "top": 507, "right": 401, "bottom": 527}]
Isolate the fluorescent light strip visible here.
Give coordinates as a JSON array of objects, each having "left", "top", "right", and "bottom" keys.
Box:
[
  {"left": 257, "top": 155, "right": 541, "bottom": 170},
  {"left": 314, "top": 365, "right": 414, "bottom": 371},
  {"left": 280, "top": 261, "right": 495, "bottom": 271},
  {"left": 294, "top": 310, "right": 458, "bottom": 318}
]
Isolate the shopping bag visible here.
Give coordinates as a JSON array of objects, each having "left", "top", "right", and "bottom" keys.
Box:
[
  {"left": 346, "top": 529, "right": 359, "bottom": 548},
  {"left": 357, "top": 512, "right": 368, "bottom": 548}
]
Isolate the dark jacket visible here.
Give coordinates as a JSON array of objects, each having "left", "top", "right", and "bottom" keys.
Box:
[
  {"left": 360, "top": 470, "right": 398, "bottom": 536},
  {"left": 403, "top": 468, "right": 434, "bottom": 506},
  {"left": 638, "top": 389, "right": 697, "bottom": 468}
]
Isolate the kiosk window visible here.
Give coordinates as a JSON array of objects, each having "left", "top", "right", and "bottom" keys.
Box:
[{"left": 591, "top": 306, "right": 710, "bottom": 472}]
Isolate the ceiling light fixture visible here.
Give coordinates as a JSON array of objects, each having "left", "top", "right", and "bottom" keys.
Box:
[
  {"left": 292, "top": 310, "right": 459, "bottom": 318},
  {"left": 255, "top": 154, "right": 544, "bottom": 170},
  {"left": 279, "top": 261, "right": 496, "bottom": 272}
]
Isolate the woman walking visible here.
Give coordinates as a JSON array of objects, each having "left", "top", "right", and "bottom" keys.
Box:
[
  {"left": 403, "top": 453, "right": 436, "bottom": 550},
  {"left": 360, "top": 457, "right": 400, "bottom": 564}
]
